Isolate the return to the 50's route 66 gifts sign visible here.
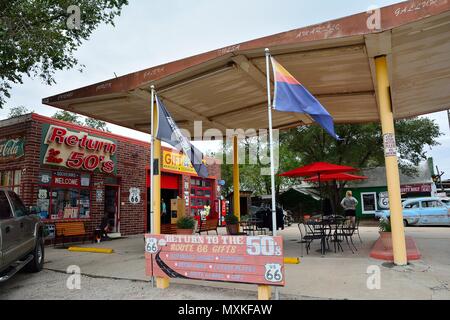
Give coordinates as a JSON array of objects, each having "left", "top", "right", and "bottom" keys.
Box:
[{"left": 144, "top": 234, "right": 285, "bottom": 286}]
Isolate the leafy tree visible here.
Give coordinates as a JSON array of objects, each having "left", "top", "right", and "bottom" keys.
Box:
[
  {"left": 52, "top": 110, "right": 83, "bottom": 125},
  {"left": 7, "top": 105, "right": 32, "bottom": 118},
  {"left": 0, "top": 0, "right": 128, "bottom": 108},
  {"left": 84, "top": 117, "right": 110, "bottom": 132},
  {"left": 52, "top": 110, "right": 110, "bottom": 131}
]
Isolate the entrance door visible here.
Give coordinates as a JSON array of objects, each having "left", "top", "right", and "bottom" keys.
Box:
[{"left": 104, "top": 186, "right": 119, "bottom": 233}]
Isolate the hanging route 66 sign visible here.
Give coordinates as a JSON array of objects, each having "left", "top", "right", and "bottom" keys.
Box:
[{"left": 129, "top": 187, "right": 141, "bottom": 204}]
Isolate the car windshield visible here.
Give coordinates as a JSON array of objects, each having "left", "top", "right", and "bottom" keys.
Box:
[{"left": 404, "top": 201, "right": 420, "bottom": 209}]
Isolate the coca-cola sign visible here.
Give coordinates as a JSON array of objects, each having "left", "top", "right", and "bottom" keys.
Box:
[{"left": 0, "top": 137, "right": 25, "bottom": 161}]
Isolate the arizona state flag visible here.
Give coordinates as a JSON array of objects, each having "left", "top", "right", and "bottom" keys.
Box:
[
  {"left": 271, "top": 57, "right": 340, "bottom": 140},
  {"left": 155, "top": 96, "right": 209, "bottom": 178}
]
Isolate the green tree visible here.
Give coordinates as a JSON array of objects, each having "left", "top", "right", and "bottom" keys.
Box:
[
  {"left": 7, "top": 105, "right": 32, "bottom": 118},
  {"left": 52, "top": 110, "right": 82, "bottom": 124},
  {"left": 84, "top": 117, "right": 110, "bottom": 132},
  {"left": 52, "top": 110, "right": 110, "bottom": 131},
  {"left": 0, "top": 0, "right": 128, "bottom": 108}
]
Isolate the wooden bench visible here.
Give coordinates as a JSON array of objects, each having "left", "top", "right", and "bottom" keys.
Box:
[
  {"left": 54, "top": 222, "right": 88, "bottom": 247},
  {"left": 197, "top": 218, "right": 219, "bottom": 235},
  {"left": 160, "top": 224, "right": 177, "bottom": 235}
]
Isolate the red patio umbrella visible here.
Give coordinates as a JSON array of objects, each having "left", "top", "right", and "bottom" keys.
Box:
[
  {"left": 279, "top": 162, "right": 357, "bottom": 178},
  {"left": 304, "top": 173, "right": 368, "bottom": 183}
]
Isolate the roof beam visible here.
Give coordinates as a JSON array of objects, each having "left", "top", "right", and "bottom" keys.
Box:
[{"left": 231, "top": 55, "right": 268, "bottom": 93}]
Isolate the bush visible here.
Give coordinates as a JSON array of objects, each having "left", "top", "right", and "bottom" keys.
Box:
[
  {"left": 177, "top": 216, "right": 196, "bottom": 230},
  {"left": 379, "top": 218, "right": 392, "bottom": 232},
  {"left": 225, "top": 214, "right": 239, "bottom": 225}
]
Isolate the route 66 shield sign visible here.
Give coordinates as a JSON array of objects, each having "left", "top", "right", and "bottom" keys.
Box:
[
  {"left": 264, "top": 263, "right": 283, "bottom": 283},
  {"left": 129, "top": 187, "right": 141, "bottom": 204}
]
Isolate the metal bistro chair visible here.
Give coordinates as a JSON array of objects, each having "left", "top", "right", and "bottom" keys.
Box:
[
  {"left": 303, "top": 219, "right": 330, "bottom": 255},
  {"left": 297, "top": 222, "right": 308, "bottom": 257},
  {"left": 354, "top": 218, "right": 363, "bottom": 244},
  {"left": 328, "top": 215, "right": 346, "bottom": 253},
  {"left": 335, "top": 219, "right": 358, "bottom": 254}
]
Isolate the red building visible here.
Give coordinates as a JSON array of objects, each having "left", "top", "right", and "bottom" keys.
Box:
[{"left": 0, "top": 113, "right": 221, "bottom": 239}]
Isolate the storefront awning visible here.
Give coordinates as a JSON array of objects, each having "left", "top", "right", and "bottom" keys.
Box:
[{"left": 42, "top": 1, "right": 450, "bottom": 136}]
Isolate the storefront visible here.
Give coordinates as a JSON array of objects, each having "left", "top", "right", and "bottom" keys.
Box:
[
  {"left": 145, "top": 147, "right": 222, "bottom": 230},
  {"left": 0, "top": 113, "right": 220, "bottom": 239},
  {"left": 345, "top": 161, "right": 436, "bottom": 219}
]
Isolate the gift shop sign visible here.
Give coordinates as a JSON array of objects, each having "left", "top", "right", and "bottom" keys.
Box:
[
  {"left": 145, "top": 235, "right": 285, "bottom": 286},
  {"left": 0, "top": 137, "right": 25, "bottom": 161},
  {"left": 41, "top": 125, "right": 117, "bottom": 174},
  {"left": 162, "top": 150, "right": 197, "bottom": 175}
]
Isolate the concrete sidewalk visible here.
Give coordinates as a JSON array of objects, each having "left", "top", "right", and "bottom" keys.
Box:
[{"left": 40, "top": 226, "right": 450, "bottom": 300}]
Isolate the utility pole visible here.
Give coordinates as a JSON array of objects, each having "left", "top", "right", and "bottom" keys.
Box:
[{"left": 436, "top": 166, "right": 445, "bottom": 192}]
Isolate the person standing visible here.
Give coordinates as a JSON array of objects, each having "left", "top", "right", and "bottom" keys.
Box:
[{"left": 341, "top": 191, "right": 358, "bottom": 225}]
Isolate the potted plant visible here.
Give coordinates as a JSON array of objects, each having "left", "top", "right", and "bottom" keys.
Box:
[
  {"left": 225, "top": 214, "right": 240, "bottom": 235},
  {"left": 176, "top": 216, "right": 196, "bottom": 235},
  {"left": 378, "top": 218, "right": 392, "bottom": 249}
]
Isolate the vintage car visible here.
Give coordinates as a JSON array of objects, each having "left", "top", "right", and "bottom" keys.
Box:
[{"left": 375, "top": 197, "right": 450, "bottom": 227}]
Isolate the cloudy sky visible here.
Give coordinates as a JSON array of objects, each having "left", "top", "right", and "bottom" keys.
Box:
[{"left": 1, "top": 0, "right": 449, "bottom": 178}]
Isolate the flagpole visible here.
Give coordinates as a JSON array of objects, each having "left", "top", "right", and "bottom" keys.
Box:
[
  {"left": 265, "top": 48, "right": 280, "bottom": 301},
  {"left": 265, "top": 48, "right": 277, "bottom": 237},
  {"left": 150, "top": 85, "right": 155, "bottom": 235}
]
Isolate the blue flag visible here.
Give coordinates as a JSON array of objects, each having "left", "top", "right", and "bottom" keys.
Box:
[
  {"left": 271, "top": 57, "right": 340, "bottom": 140},
  {"left": 155, "top": 96, "right": 209, "bottom": 178}
]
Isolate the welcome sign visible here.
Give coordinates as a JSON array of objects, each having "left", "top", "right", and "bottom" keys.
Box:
[
  {"left": 145, "top": 234, "right": 285, "bottom": 287},
  {"left": 0, "top": 137, "right": 25, "bottom": 161},
  {"left": 41, "top": 124, "right": 118, "bottom": 174}
]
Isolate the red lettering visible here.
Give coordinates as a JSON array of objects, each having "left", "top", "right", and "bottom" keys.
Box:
[
  {"left": 79, "top": 135, "right": 88, "bottom": 148},
  {"left": 86, "top": 139, "right": 99, "bottom": 151},
  {"left": 48, "top": 127, "right": 67, "bottom": 144},
  {"left": 101, "top": 161, "right": 115, "bottom": 173},
  {"left": 66, "top": 152, "right": 84, "bottom": 169},
  {"left": 65, "top": 135, "right": 78, "bottom": 147},
  {"left": 83, "top": 155, "right": 100, "bottom": 171}
]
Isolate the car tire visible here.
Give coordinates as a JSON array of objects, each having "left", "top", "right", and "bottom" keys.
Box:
[
  {"left": 25, "top": 237, "right": 44, "bottom": 273},
  {"left": 403, "top": 220, "right": 409, "bottom": 228}
]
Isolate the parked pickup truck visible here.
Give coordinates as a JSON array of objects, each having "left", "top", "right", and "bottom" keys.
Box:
[{"left": 0, "top": 188, "right": 44, "bottom": 282}]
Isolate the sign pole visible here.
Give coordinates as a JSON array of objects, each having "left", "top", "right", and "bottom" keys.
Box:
[{"left": 265, "top": 48, "right": 279, "bottom": 300}]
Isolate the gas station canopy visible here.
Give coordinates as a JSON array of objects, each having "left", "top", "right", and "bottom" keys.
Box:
[{"left": 42, "top": 1, "right": 450, "bottom": 135}]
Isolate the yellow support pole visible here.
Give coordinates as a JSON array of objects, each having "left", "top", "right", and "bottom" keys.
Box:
[
  {"left": 374, "top": 56, "right": 408, "bottom": 266},
  {"left": 258, "top": 285, "right": 272, "bottom": 300},
  {"left": 233, "top": 135, "right": 241, "bottom": 224}
]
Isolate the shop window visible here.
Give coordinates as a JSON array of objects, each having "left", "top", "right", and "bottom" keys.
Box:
[
  {"left": 79, "top": 189, "right": 91, "bottom": 218},
  {"left": 190, "top": 177, "right": 214, "bottom": 217},
  {"left": 0, "top": 169, "right": 22, "bottom": 195},
  {"left": 361, "top": 192, "right": 378, "bottom": 214},
  {"left": 38, "top": 171, "right": 92, "bottom": 221}
]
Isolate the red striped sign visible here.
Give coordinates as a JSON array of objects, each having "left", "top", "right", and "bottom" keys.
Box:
[{"left": 144, "top": 234, "right": 285, "bottom": 286}]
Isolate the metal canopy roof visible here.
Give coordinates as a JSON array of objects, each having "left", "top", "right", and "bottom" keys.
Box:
[{"left": 42, "top": 1, "right": 450, "bottom": 136}]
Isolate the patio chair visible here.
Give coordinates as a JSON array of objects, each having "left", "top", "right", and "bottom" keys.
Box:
[
  {"left": 303, "top": 221, "right": 330, "bottom": 255},
  {"left": 297, "top": 223, "right": 308, "bottom": 257},
  {"left": 354, "top": 218, "right": 363, "bottom": 243},
  {"left": 335, "top": 219, "right": 358, "bottom": 254},
  {"left": 327, "top": 216, "right": 346, "bottom": 253}
]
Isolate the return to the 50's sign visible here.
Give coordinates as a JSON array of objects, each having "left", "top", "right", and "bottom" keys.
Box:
[{"left": 144, "top": 234, "right": 285, "bottom": 286}]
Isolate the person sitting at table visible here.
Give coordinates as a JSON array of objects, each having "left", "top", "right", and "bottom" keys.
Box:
[{"left": 341, "top": 191, "right": 358, "bottom": 225}]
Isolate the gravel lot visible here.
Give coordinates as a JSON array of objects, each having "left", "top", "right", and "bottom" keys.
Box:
[{"left": 0, "top": 269, "right": 264, "bottom": 300}]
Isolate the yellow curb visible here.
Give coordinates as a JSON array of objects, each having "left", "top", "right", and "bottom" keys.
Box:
[
  {"left": 68, "top": 247, "right": 114, "bottom": 254},
  {"left": 284, "top": 257, "right": 300, "bottom": 264}
]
